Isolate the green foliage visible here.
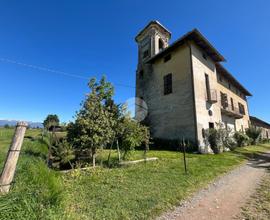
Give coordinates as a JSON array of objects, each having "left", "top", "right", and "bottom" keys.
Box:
[
  {"left": 233, "top": 131, "right": 250, "bottom": 147},
  {"left": 204, "top": 122, "right": 230, "bottom": 154},
  {"left": 119, "top": 117, "right": 150, "bottom": 159},
  {"left": 3, "top": 124, "right": 10, "bottom": 129},
  {"left": 67, "top": 76, "right": 115, "bottom": 167},
  {"left": 0, "top": 129, "right": 64, "bottom": 220},
  {"left": 245, "top": 126, "right": 262, "bottom": 145},
  {"left": 51, "top": 139, "right": 75, "bottom": 169},
  {"left": 43, "top": 114, "right": 60, "bottom": 130},
  {"left": 1, "top": 128, "right": 270, "bottom": 219}
]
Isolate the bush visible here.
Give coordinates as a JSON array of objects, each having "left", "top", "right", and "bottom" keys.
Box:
[
  {"left": 204, "top": 123, "right": 231, "bottom": 154},
  {"left": 223, "top": 136, "right": 237, "bottom": 151},
  {"left": 246, "top": 126, "right": 262, "bottom": 145},
  {"left": 233, "top": 131, "right": 250, "bottom": 147}
]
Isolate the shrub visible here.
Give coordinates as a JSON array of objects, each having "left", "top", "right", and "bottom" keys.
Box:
[
  {"left": 204, "top": 122, "right": 231, "bottom": 154},
  {"left": 223, "top": 136, "right": 237, "bottom": 151},
  {"left": 233, "top": 131, "right": 250, "bottom": 147},
  {"left": 245, "top": 126, "right": 262, "bottom": 145}
]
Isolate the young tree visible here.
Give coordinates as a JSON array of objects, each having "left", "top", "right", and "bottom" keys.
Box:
[
  {"left": 119, "top": 117, "right": 150, "bottom": 160},
  {"left": 43, "top": 114, "right": 60, "bottom": 130},
  {"left": 67, "top": 76, "right": 115, "bottom": 167}
]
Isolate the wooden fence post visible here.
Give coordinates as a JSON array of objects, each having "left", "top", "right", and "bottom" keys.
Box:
[{"left": 0, "top": 121, "right": 28, "bottom": 194}]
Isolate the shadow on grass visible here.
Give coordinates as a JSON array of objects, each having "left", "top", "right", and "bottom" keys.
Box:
[{"left": 233, "top": 145, "right": 270, "bottom": 171}]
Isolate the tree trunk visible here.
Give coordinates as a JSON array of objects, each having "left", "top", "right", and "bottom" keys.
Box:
[
  {"left": 0, "top": 122, "right": 28, "bottom": 194},
  {"left": 107, "top": 138, "right": 115, "bottom": 166},
  {"left": 92, "top": 149, "right": 96, "bottom": 167},
  {"left": 116, "top": 140, "right": 121, "bottom": 162}
]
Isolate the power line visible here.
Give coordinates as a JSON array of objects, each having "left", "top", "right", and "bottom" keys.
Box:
[{"left": 0, "top": 57, "right": 135, "bottom": 89}]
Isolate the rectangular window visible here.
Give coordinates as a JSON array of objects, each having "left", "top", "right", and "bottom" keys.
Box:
[
  {"left": 205, "top": 74, "right": 211, "bottom": 101},
  {"left": 164, "top": 54, "right": 171, "bottom": 63},
  {"left": 238, "top": 103, "right": 245, "bottom": 115},
  {"left": 220, "top": 92, "right": 228, "bottom": 108},
  {"left": 164, "top": 73, "right": 172, "bottom": 95},
  {"left": 209, "top": 122, "right": 214, "bottom": 129},
  {"left": 230, "top": 98, "right": 234, "bottom": 110}
]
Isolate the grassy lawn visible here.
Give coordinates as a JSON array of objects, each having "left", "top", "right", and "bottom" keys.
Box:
[{"left": 0, "top": 128, "right": 270, "bottom": 219}]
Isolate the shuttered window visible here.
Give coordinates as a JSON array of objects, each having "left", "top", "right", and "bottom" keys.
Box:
[{"left": 164, "top": 73, "right": 172, "bottom": 95}]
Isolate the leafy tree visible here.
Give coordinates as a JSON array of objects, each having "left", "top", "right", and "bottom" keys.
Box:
[
  {"left": 246, "top": 126, "right": 262, "bottom": 145},
  {"left": 4, "top": 124, "right": 10, "bottom": 129},
  {"left": 119, "top": 117, "right": 150, "bottom": 160},
  {"left": 43, "top": 114, "right": 60, "bottom": 130},
  {"left": 67, "top": 76, "right": 115, "bottom": 167}
]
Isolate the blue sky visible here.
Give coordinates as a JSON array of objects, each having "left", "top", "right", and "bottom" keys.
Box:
[{"left": 0, "top": 0, "right": 269, "bottom": 123}]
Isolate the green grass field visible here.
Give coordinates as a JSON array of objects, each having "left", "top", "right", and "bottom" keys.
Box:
[{"left": 0, "top": 128, "right": 270, "bottom": 219}]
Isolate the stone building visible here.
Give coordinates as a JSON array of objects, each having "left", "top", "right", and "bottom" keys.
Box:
[
  {"left": 135, "top": 21, "right": 252, "bottom": 147},
  {"left": 250, "top": 116, "right": 270, "bottom": 139}
]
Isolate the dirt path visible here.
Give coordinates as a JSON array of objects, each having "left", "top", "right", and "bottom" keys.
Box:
[{"left": 157, "top": 152, "right": 270, "bottom": 220}]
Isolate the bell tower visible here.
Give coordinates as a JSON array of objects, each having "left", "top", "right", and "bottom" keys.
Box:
[
  {"left": 135, "top": 21, "right": 171, "bottom": 68},
  {"left": 135, "top": 21, "right": 171, "bottom": 124}
]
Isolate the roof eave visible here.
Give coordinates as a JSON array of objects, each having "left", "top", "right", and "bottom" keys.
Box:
[{"left": 147, "top": 28, "right": 226, "bottom": 63}]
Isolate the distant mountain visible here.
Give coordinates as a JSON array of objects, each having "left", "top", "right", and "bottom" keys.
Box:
[{"left": 0, "top": 120, "right": 43, "bottom": 128}]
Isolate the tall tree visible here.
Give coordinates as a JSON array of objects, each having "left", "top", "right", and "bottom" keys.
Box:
[
  {"left": 67, "top": 76, "right": 115, "bottom": 167},
  {"left": 43, "top": 114, "right": 60, "bottom": 130}
]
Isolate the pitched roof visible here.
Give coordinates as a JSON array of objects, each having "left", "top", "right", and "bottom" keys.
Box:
[
  {"left": 147, "top": 28, "right": 226, "bottom": 63},
  {"left": 250, "top": 116, "right": 270, "bottom": 129},
  {"left": 216, "top": 63, "right": 252, "bottom": 96},
  {"left": 135, "top": 20, "right": 171, "bottom": 42}
]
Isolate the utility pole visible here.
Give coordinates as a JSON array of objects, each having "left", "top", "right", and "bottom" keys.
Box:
[{"left": 0, "top": 122, "right": 28, "bottom": 194}]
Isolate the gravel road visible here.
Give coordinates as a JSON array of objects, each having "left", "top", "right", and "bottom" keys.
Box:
[{"left": 157, "top": 151, "right": 270, "bottom": 220}]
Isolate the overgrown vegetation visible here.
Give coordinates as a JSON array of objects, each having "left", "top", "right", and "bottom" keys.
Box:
[
  {"left": 1, "top": 128, "right": 270, "bottom": 219},
  {"left": 245, "top": 126, "right": 262, "bottom": 145},
  {"left": 66, "top": 76, "right": 150, "bottom": 168},
  {"left": 204, "top": 122, "right": 268, "bottom": 154}
]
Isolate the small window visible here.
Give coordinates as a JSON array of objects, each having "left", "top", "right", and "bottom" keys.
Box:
[
  {"left": 139, "top": 70, "right": 144, "bottom": 79},
  {"left": 164, "top": 54, "right": 171, "bottom": 63},
  {"left": 202, "top": 53, "right": 207, "bottom": 60},
  {"left": 164, "top": 73, "right": 172, "bottom": 95},
  {"left": 238, "top": 103, "right": 245, "bottom": 115},
  {"left": 209, "top": 122, "right": 214, "bottom": 129},
  {"left": 143, "top": 50, "right": 149, "bottom": 58},
  {"left": 220, "top": 92, "right": 228, "bottom": 108},
  {"left": 159, "top": 39, "right": 164, "bottom": 51}
]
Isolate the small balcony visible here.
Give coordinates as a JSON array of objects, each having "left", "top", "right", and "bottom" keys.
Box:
[
  {"left": 220, "top": 101, "right": 244, "bottom": 119},
  {"left": 206, "top": 89, "right": 218, "bottom": 103}
]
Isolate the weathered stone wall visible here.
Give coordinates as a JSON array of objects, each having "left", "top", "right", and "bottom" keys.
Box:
[
  {"left": 190, "top": 42, "right": 250, "bottom": 145},
  {"left": 191, "top": 42, "right": 222, "bottom": 145},
  {"left": 136, "top": 44, "right": 196, "bottom": 141}
]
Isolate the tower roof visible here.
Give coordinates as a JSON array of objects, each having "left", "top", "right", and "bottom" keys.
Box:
[{"left": 135, "top": 20, "right": 171, "bottom": 42}]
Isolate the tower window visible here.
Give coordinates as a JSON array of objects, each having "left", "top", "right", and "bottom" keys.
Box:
[
  {"left": 202, "top": 53, "right": 207, "bottom": 60},
  {"left": 143, "top": 50, "right": 149, "bottom": 58},
  {"left": 164, "top": 73, "right": 172, "bottom": 95},
  {"left": 139, "top": 70, "right": 144, "bottom": 79},
  {"left": 159, "top": 39, "right": 164, "bottom": 52}
]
